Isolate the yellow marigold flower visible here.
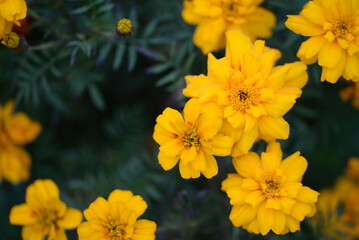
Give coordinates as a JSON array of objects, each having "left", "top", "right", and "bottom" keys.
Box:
[
  {"left": 9, "top": 179, "right": 83, "bottom": 240},
  {"left": 182, "top": 0, "right": 276, "bottom": 54},
  {"left": 285, "top": 0, "right": 359, "bottom": 83},
  {"left": 153, "top": 98, "right": 233, "bottom": 179},
  {"left": 221, "top": 142, "right": 319, "bottom": 235},
  {"left": 183, "top": 30, "right": 307, "bottom": 156},
  {"left": 77, "top": 189, "right": 156, "bottom": 240},
  {"left": 345, "top": 157, "right": 359, "bottom": 179},
  {"left": 1, "top": 32, "right": 20, "bottom": 48},
  {"left": 0, "top": 0, "right": 27, "bottom": 25},
  {"left": 340, "top": 81, "right": 359, "bottom": 109},
  {"left": 117, "top": 18, "right": 134, "bottom": 38}
]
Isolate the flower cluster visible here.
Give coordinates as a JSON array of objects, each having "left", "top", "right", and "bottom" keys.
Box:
[
  {"left": 286, "top": 0, "right": 359, "bottom": 83},
  {"left": 9, "top": 179, "right": 157, "bottom": 240},
  {"left": 313, "top": 158, "right": 359, "bottom": 239},
  {"left": 182, "top": 0, "right": 275, "bottom": 54},
  {"left": 0, "top": 0, "right": 27, "bottom": 42},
  {"left": 221, "top": 142, "right": 319, "bottom": 235},
  {"left": 0, "top": 100, "right": 41, "bottom": 184}
]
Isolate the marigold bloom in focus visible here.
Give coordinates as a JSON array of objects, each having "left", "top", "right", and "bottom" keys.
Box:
[
  {"left": 221, "top": 142, "right": 319, "bottom": 235},
  {"left": 77, "top": 189, "right": 156, "bottom": 240},
  {"left": 286, "top": 0, "right": 359, "bottom": 83},
  {"left": 117, "top": 18, "right": 134, "bottom": 38},
  {"left": 153, "top": 98, "right": 233, "bottom": 179},
  {"left": 0, "top": 100, "right": 41, "bottom": 184},
  {"left": 183, "top": 30, "right": 307, "bottom": 156},
  {"left": 9, "top": 179, "right": 83, "bottom": 240},
  {"left": 340, "top": 81, "right": 359, "bottom": 109},
  {"left": 0, "top": 0, "right": 27, "bottom": 39},
  {"left": 182, "top": 0, "right": 275, "bottom": 54}
]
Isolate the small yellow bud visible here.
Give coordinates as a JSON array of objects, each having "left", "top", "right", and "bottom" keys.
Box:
[
  {"left": 1, "top": 32, "right": 20, "bottom": 49},
  {"left": 116, "top": 18, "right": 134, "bottom": 38}
]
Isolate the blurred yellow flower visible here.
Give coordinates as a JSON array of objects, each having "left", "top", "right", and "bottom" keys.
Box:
[
  {"left": 182, "top": 0, "right": 275, "bottom": 54},
  {"left": 313, "top": 177, "right": 358, "bottom": 239},
  {"left": 286, "top": 0, "right": 359, "bottom": 83},
  {"left": 183, "top": 30, "right": 307, "bottom": 156},
  {"left": 77, "top": 189, "right": 156, "bottom": 240},
  {"left": 9, "top": 179, "right": 83, "bottom": 240},
  {"left": 0, "top": 100, "right": 41, "bottom": 184},
  {"left": 153, "top": 98, "right": 233, "bottom": 179},
  {"left": 340, "top": 81, "right": 359, "bottom": 109},
  {"left": 222, "top": 142, "right": 319, "bottom": 235}
]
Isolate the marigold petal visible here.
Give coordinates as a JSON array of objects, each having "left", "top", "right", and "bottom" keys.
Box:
[
  {"left": 232, "top": 152, "right": 261, "bottom": 178},
  {"left": 262, "top": 94, "right": 297, "bottom": 117},
  {"left": 245, "top": 190, "right": 265, "bottom": 207},
  {"left": 291, "top": 201, "right": 313, "bottom": 221},
  {"left": 272, "top": 211, "right": 286, "bottom": 234},
  {"left": 229, "top": 204, "right": 257, "bottom": 227},
  {"left": 193, "top": 18, "right": 226, "bottom": 54},
  {"left": 210, "top": 134, "right": 233, "bottom": 156},
  {"left": 201, "top": 153, "right": 218, "bottom": 179},
  {"left": 321, "top": 54, "right": 346, "bottom": 83},
  {"left": 181, "top": 1, "right": 203, "bottom": 24},
  {"left": 279, "top": 197, "right": 296, "bottom": 214},
  {"left": 159, "top": 138, "right": 183, "bottom": 157},
  {"left": 258, "top": 116, "right": 289, "bottom": 140},
  {"left": 281, "top": 153, "right": 307, "bottom": 182},
  {"left": 57, "top": 208, "right": 83, "bottom": 229},
  {"left": 257, "top": 203, "right": 274, "bottom": 235},
  {"left": 180, "top": 147, "right": 197, "bottom": 165},
  {"left": 286, "top": 215, "right": 300, "bottom": 232},
  {"left": 83, "top": 197, "right": 109, "bottom": 222},
  {"left": 225, "top": 30, "right": 253, "bottom": 69},
  {"left": 285, "top": 15, "right": 324, "bottom": 36},
  {"left": 265, "top": 198, "right": 281, "bottom": 210},
  {"left": 297, "top": 36, "right": 327, "bottom": 61},
  {"left": 301, "top": 1, "right": 326, "bottom": 25},
  {"left": 108, "top": 190, "right": 147, "bottom": 217},
  {"left": 9, "top": 203, "right": 37, "bottom": 225},
  {"left": 158, "top": 151, "right": 179, "bottom": 171},
  {"left": 132, "top": 219, "right": 157, "bottom": 240},
  {"left": 26, "top": 179, "right": 60, "bottom": 210},
  {"left": 179, "top": 160, "right": 200, "bottom": 179},
  {"left": 246, "top": 7, "right": 276, "bottom": 38},
  {"left": 261, "top": 151, "right": 281, "bottom": 172},
  {"left": 285, "top": 62, "right": 308, "bottom": 88},
  {"left": 297, "top": 186, "right": 319, "bottom": 203},
  {"left": 22, "top": 224, "right": 46, "bottom": 240},
  {"left": 318, "top": 42, "right": 343, "bottom": 68}
]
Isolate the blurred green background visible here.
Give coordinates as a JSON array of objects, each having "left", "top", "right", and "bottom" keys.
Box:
[{"left": 1, "top": 0, "right": 359, "bottom": 239}]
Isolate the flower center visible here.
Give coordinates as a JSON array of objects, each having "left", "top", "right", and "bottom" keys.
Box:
[
  {"left": 107, "top": 219, "right": 126, "bottom": 240},
  {"left": 182, "top": 130, "right": 201, "bottom": 150},
  {"left": 228, "top": 83, "right": 259, "bottom": 112},
  {"left": 40, "top": 210, "right": 57, "bottom": 226},
  {"left": 260, "top": 176, "right": 281, "bottom": 198},
  {"left": 333, "top": 17, "right": 351, "bottom": 37},
  {"left": 221, "top": 0, "right": 243, "bottom": 22}
]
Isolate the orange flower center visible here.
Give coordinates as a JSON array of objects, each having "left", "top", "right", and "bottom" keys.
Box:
[
  {"left": 182, "top": 129, "right": 201, "bottom": 150},
  {"left": 228, "top": 83, "right": 259, "bottom": 112},
  {"left": 333, "top": 17, "right": 352, "bottom": 38},
  {"left": 39, "top": 210, "right": 57, "bottom": 226},
  {"left": 107, "top": 219, "right": 126, "bottom": 240},
  {"left": 260, "top": 176, "right": 281, "bottom": 198}
]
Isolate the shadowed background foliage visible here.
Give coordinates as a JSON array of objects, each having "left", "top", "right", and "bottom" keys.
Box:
[{"left": 1, "top": 0, "right": 359, "bottom": 239}]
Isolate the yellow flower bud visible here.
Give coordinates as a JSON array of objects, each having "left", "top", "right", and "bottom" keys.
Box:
[
  {"left": 116, "top": 18, "right": 133, "bottom": 38},
  {"left": 1, "top": 32, "right": 20, "bottom": 48}
]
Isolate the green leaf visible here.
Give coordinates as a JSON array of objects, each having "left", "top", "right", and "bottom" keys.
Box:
[
  {"left": 112, "top": 43, "right": 126, "bottom": 70},
  {"left": 127, "top": 45, "right": 137, "bottom": 72},
  {"left": 88, "top": 84, "right": 105, "bottom": 111},
  {"left": 146, "top": 62, "right": 172, "bottom": 74},
  {"left": 156, "top": 70, "right": 181, "bottom": 87}
]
